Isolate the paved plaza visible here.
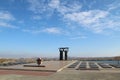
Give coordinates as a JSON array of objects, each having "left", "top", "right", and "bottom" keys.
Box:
[
  {"left": 0, "top": 61, "right": 74, "bottom": 72},
  {"left": 0, "top": 61, "right": 120, "bottom": 80}
]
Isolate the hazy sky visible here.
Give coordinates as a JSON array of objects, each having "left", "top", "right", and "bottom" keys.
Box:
[{"left": 0, "top": 0, "right": 120, "bottom": 58}]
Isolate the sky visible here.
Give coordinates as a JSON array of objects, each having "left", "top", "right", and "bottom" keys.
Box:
[{"left": 0, "top": 0, "right": 120, "bottom": 58}]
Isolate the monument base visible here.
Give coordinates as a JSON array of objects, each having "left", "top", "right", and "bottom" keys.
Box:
[{"left": 23, "top": 65, "right": 45, "bottom": 67}]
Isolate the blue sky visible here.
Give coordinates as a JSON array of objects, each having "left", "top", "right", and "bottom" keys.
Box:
[{"left": 0, "top": 0, "right": 120, "bottom": 58}]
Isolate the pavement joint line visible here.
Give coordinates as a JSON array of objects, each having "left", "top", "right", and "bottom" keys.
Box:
[
  {"left": 57, "top": 60, "right": 77, "bottom": 72},
  {"left": 75, "top": 61, "right": 81, "bottom": 69},
  {"left": 95, "top": 62, "right": 103, "bottom": 69},
  {"left": 108, "top": 64, "right": 115, "bottom": 69},
  {"left": 87, "top": 62, "right": 90, "bottom": 68}
]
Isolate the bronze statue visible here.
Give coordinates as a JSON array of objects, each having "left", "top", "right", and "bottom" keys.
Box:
[
  {"left": 36, "top": 58, "right": 42, "bottom": 66},
  {"left": 59, "top": 47, "right": 69, "bottom": 60}
]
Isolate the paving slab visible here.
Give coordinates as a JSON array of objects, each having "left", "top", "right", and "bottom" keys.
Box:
[
  {"left": 1, "top": 61, "right": 120, "bottom": 80},
  {"left": 1, "top": 69, "right": 120, "bottom": 80},
  {"left": 0, "top": 61, "right": 74, "bottom": 72},
  {"left": 0, "top": 70, "right": 54, "bottom": 76}
]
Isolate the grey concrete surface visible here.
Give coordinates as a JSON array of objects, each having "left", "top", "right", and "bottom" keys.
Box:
[
  {"left": 0, "top": 69, "right": 120, "bottom": 80},
  {"left": 0, "top": 61, "right": 120, "bottom": 80},
  {"left": 0, "top": 61, "right": 74, "bottom": 72}
]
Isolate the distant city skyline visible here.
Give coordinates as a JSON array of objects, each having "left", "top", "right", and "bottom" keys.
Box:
[{"left": 0, "top": 0, "right": 120, "bottom": 58}]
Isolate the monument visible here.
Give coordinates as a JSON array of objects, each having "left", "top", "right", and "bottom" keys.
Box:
[
  {"left": 23, "top": 57, "right": 45, "bottom": 67},
  {"left": 59, "top": 47, "right": 69, "bottom": 60},
  {"left": 36, "top": 58, "right": 42, "bottom": 66}
]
